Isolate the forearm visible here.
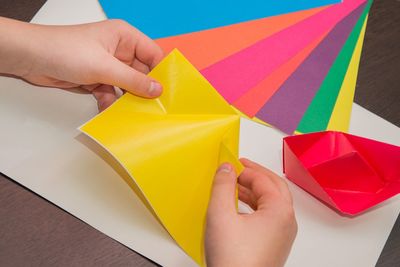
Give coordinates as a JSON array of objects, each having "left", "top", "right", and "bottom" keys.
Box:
[{"left": 0, "top": 17, "right": 36, "bottom": 77}]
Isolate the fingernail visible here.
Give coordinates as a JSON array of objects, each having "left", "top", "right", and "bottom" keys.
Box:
[
  {"left": 218, "top": 163, "right": 232, "bottom": 173},
  {"left": 149, "top": 81, "right": 162, "bottom": 97}
]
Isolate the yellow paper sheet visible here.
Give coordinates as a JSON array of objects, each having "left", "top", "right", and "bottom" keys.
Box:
[
  {"left": 327, "top": 17, "right": 368, "bottom": 131},
  {"left": 80, "top": 50, "right": 243, "bottom": 266}
]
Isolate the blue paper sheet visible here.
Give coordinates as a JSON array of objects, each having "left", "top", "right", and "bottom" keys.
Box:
[{"left": 98, "top": 0, "right": 342, "bottom": 39}]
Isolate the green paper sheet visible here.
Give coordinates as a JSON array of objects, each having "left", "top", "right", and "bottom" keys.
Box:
[{"left": 327, "top": 18, "right": 368, "bottom": 132}]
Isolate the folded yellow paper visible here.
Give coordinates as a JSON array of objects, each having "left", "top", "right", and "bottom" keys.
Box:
[{"left": 80, "top": 50, "right": 243, "bottom": 266}]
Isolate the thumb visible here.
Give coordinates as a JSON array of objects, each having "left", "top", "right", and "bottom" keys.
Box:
[
  {"left": 208, "top": 163, "right": 238, "bottom": 216},
  {"left": 99, "top": 56, "right": 162, "bottom": 98}
]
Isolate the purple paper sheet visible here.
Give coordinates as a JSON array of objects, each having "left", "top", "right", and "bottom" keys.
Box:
[{"left": 256, "top": 3, "right": 366, "bottom": 134}]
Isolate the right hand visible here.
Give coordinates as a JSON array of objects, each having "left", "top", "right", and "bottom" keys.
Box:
[
  {"left": 0, "top": 17, "right": 164, "bottom": 111},
  {"left": 205, "top": 158, "right": 297, "bottom": 267}
]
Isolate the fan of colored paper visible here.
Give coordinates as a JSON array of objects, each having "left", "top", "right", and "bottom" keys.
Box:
[
  {"left": 93, "top": 0, "right": 375, "bottom": 264},
  {"left": 99, "top": 0, "right": 372, "bottom": 135}
]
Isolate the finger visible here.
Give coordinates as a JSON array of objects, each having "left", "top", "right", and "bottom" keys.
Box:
[
  {"left": 97, "top": 56, "right": 162, "bottom": 98},
  {"left": 239, "top": 166, "right": 294, "bottom": 210},
  {"left": 240, "top": 158, "right": 290, "bottom": 194},
  {"left": 238, "top": 168, "right": 282, "bottom": 212},
  {"left": 115, "top": 20, "right": 164, "bottom": 69},
  {"left": 240, "top": 158, "right": 293, "bottom": 203},
  {"left": 132, "top": 58, "right": 150, "bottom": 74},
  {"left": 240, "top": 158, "right": 280, "bottom": 181},
  {"left": 239, "top": 165, "right": 293, "bottom": 204},
  {"left": 208, "top": 163, "right": 238, "bottom": 216},
  {"left": 92, "top": 84, "right": 117, "bottom": 111},
  {"left": 134, "top": 32, "right": 164, "bottom": 69},
  {"left": 238, "top": 167, "right": 278, "bottom": 200},
  {"left": 81, "top": 84, "right": 101, "bottom": 92},
  {"left": 238, "top": 185, "right": 257, "bottom": 210}
]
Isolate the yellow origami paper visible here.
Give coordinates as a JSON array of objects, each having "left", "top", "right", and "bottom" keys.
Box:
[{"left": 80, "top": 50, "right": 243, "bottom": 266}]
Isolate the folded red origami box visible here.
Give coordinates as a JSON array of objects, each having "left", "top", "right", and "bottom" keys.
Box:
[{"left": 283, "top": 131, "right": 400, "bottom": 215}]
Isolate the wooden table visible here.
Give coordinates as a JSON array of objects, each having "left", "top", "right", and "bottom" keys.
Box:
[{"left": 0, "top": 0, "right": 399, "bottom": 266}]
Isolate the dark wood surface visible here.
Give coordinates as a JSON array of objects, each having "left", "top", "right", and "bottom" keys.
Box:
[
  {"left": 0, "top": 0, "right": 399, "bottom": 266},
  {"left": 0, "top": 174, "right": 157, "bottom": 267},
  {"left": 0, "top": 0, "right": 46, "bottom": 21},
  {"left": 355, "top": 0, "right": 400, "bottom": 127}
]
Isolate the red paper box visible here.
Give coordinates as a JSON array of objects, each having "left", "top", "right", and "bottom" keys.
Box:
[{"left": 283, "top": 131, "right": 400, "bottom": 215}]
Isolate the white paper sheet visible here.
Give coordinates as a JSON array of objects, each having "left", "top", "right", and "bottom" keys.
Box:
[{"left": 0, "top": 0, "right": 399, "bottom": 266}]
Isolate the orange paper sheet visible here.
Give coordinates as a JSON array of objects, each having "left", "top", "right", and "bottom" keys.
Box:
[{"left": 156, "top": 6, "right": 327, "bottom": 70}]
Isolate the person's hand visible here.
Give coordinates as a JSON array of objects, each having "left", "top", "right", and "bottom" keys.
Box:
[
  {"left": 206, "top": 158, "right": 297, "bottom": 267},
  {"left": 0, "top": 17, "right": 164, "bottom": 111}
]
